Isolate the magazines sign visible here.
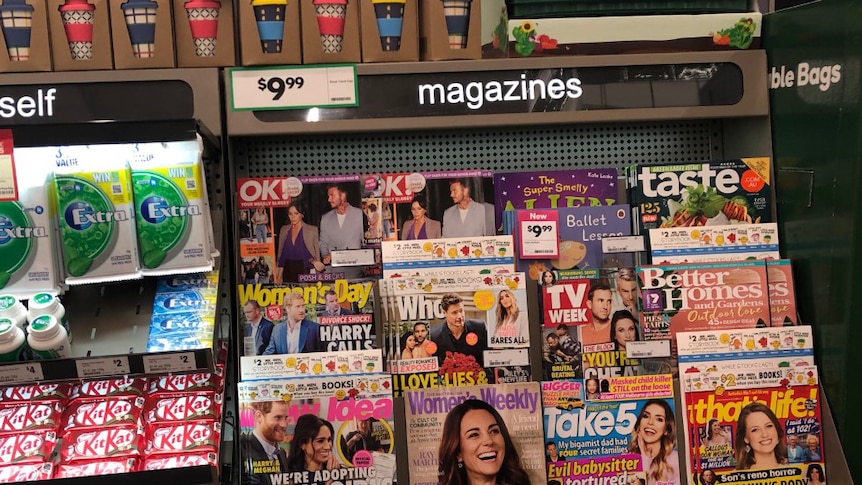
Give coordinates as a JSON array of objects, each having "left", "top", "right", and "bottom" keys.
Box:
[{"left": 251, "top": 63, "right": 745, "bottom": 122}]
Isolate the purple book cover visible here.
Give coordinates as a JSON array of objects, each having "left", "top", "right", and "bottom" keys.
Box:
[
  {"left": 494, "top": 169, "right": 619, "bottom": 234},
  {"left": 514, "top": 205, "right": 633, "bottom": 280}
]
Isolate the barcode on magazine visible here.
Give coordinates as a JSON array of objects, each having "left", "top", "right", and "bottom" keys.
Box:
[
  {"left": 185, "top": 179, "right": 197, "bottom": 190},
  {"left": 331, "top": 97, "right": 351, "bottom": 102},
  {"left": 111, "top": 184, "right": 122, "bottom": 195}
]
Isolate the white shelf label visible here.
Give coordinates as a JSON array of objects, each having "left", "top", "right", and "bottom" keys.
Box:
[
  {"left": 602, "top": 235, "right": 645, "bottom": 254},
  {"left": 76, "top": 357, "right": 130, "bottom": 378},
  {"left": 626, "top": 340, "right": 672, "bottom": 358},
  {"left": 143, "top": 352, "right": 196, "bottom": 374},
  {"left": 229, "top": 65, "right": 358, "bottom": 111},
  {"left": 0, "top": 363, "right": 44, "bottom": 384}
]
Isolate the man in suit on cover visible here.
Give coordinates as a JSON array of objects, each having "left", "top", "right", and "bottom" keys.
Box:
[
  {"left": 429, "top": 293, "right": 488, "bottom": 369},
  {"left": 321, "top": 289, "right": 354, "bottom": 316},
  {"left": 243, "top": 300, "right": 273, "bottom": 356},
  {"left": 264, "top": 292, "right": 323, "bottom": 354},
  {"left": 240, "top": 400, "right": 290, "bottom": 485},
  {"left": 441, "top": 178, "right": 495, "bottom": 238},
  {"left": 319, "top": 183, "right": 365, "bottom": 278}
]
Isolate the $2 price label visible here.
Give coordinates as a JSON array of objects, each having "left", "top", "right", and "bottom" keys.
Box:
[
  {"left": 229, "top": 65, "right": 358, "bottom": 111},
  {"left": 517, "top": 210, "right": 559, "bottom": 259}
]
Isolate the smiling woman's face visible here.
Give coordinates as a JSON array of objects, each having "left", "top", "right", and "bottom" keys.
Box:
[
  {"left": 459, "top": 409, "right": 505, "bottom": 480},
  {"left": 638, "top": 404, "right": 668, "bottom": 445}
]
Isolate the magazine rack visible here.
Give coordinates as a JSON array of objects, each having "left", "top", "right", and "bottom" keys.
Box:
[{"left": 225, "top": 48, "right": 853, "bottom": 483}]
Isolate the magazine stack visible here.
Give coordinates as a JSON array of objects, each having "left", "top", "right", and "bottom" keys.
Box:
[{"left": 677, "top": 326, "right": 822, "bottom": 485}]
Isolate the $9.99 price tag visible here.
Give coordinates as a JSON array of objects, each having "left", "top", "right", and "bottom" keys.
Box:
[
  {"left": 228, "top": 64, "right": 358, "bottom": 111},
  {"left": 517, "top": 210, "right": 559, "bottom": 259}
]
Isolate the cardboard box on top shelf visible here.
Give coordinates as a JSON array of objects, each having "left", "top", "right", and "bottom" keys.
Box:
[
  {"left": 359, "top": 0, "right": 418, "bottom": 62},
  {"left": 503, "top": 12, "right": 763, "bottom": 58},
  {"left": 47, "top": 0, "right": 113, "bottom": 71},
  {"left": 110, "top": 0, "right": 175, "bottom": 69},
  {"left": 300, "top": 0, "right": 360, "bottom": 64},
  {"left": 173, "top": 0, "right": 235, "bottom": 67},
  {"left": 0, "top": 0, "right": 52, "bottom": 72},
  {"left": 238, "top": 0, "right": 302, "bottom": 66},
  {"left": 419, "top": 0, "right": 480, "bottom": 61}
]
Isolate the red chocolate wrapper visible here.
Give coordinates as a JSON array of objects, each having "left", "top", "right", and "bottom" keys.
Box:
[
  {"left": 0, "top": 431, "right": 56, "bottom": 465},
  {"left": 147, "top": 372, "right": 221, "bottom": 395},
  {"left": 143, "top": 451, "right": 218, "bottom": 470},
  {"left": 146, "top": 421, "right": 220, "bottom": 456},
  {"left": 60, "top": 425, "right": 144, "bottom": 463},
  {"left": 55, "top": 458, "right": 138, "bottom": 478},
  {"left": 217, "top": 339, "right": 228, "bottom": 364},
  {"left": 0, "top": 402, "right": 64, "bottom": 434},
  {"left": 0, "top": 462, "right": 53, "bottom": 482},
  {"left": 71, "top": 377, "right": 147, "bottom": 400},
  {"left": 62, "top": 396, "right": 145, "bottom": 430},
  {"left": 145, "top": 391, "right": 221, "bottom": 424},
  {"left": 0, "top": 384, "right": 70, "bottom": 403}
]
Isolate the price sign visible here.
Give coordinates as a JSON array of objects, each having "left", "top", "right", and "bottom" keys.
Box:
[
  {"left": 76, "top": 356, "right": 130, "bottom": 378},
  {"left": 0, "top": 363, "right": 43, "bottom": 384},
  {"left": 517, "top": 210, "right": 560, "bottom": 259},
  {"left": 229, "top": 65, "right": 358, "bottom": 111},
  {"left": 143, "top": 352, "right": 196, "bottom": 374}
]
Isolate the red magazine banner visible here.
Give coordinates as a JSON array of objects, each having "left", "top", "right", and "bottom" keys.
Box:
[{"left": 0, "top": 129, "right": 19, "bottom": 202}]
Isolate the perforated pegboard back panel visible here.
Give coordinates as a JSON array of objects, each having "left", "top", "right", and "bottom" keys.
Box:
[{"left": 232, "top": 120, "right": 722, "bottom": 177}]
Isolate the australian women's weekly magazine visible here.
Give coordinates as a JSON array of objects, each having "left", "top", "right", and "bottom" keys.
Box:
[
  {"left": 238, "top": 374, "right": 396, "bottom": 485},
  {"left": 403, "top": 382, "right": 545, "bottom": 485}
]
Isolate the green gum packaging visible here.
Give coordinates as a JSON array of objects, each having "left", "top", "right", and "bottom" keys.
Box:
[
  {"left": 52, "top": 145, "right": 142, "bottom": 285},
  {"left": 0, "top": 147, "right": 63, "bottom": 299},
  {"left": 128, "top": 139, "right": 216, "bottom": 276}
]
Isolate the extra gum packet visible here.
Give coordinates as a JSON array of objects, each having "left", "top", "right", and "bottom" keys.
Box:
[
  {"left": 127, "top": 139, "right": 216, "bottom": 276},
  {"left": 52, "top": 145, "right": 142, "bottom": 285}
]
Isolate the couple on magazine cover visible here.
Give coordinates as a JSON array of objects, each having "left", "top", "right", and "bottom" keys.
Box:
[
  {"left": 272, "top": 184, "right": 366, "bottom": 283},
  {"left": 242, "top": 403, "right": 384, "bottom": 485},
  {"left": 399, "top": 178, "right": 495, "bottom": 241}
]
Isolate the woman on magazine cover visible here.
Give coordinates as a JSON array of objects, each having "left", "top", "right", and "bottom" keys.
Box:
[
  {"left": 401, "top": 197, "right": 441, "bottom": 240},
  {"left": 491, "top": 289, "right": 529, "bottom": 346},
  {"left": 252, "top": 207, "right": 270, "bottom": 243},
  {"left": 702, "top": 419, "right": 732, "bottom": 448},
  {"left": 734, "top": 402, "right": 788, "bottom": 469},
  {"left": 628, "top": 399, "right": 681, "bottom": 485},
  {"left": 287, "top": 414, "right": 341, "bottom": 474},
  {"left": 802, "top": 435, "right": 821, "bottom": 462},
  {"left": 806, "top": 463, "right": 826, "bottom": 485},
  {"left": 585, "top": 379, "right": 601, "bottom": 400},
  {"left": 609, "top": 310, "right": 640, "bottom": 350},
  {"left": 275, "top": 201, "right": 325, "bottom": 284},
  {"left": 438, "top": 399, "right": 531, "bottom": 485},
  {"left": 366, "top": 202, "right": 381, "bottom": 239},
  {"left": 401, "top": 333, "right": 418, "bottom": 360}
]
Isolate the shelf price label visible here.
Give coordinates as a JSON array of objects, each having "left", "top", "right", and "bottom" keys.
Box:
[
  {"left": 229, "top": 65, "right": 358, "bottom": 111},
  {"left": 0, "top": 363, "right": 44, "bottom": 384},
  {"left": 76, "top": 356, "right": 131, "bottom": 378},
  {"left": 143, "top": 352, "right": 196, "bottom": 374},
  {"left": 517, "top": 210, "right": 560, "bottom": 259}
]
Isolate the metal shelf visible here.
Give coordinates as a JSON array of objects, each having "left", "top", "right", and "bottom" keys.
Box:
[{"left": 225, "top": 50, "right": 768, "bottom": 136}]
